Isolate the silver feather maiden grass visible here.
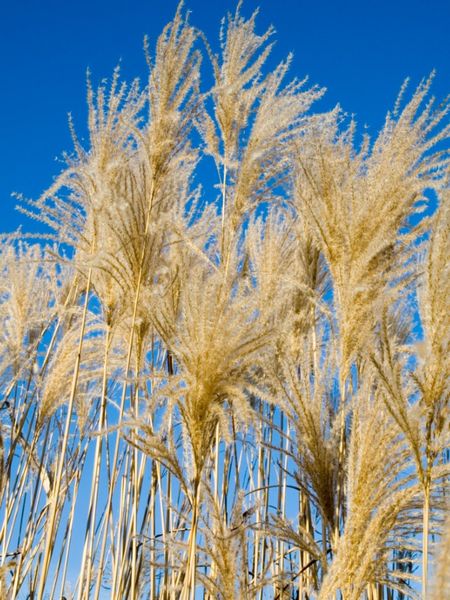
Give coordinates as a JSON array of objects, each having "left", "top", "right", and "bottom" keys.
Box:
[{"left": 0, "top": 3, "right": 449, "bottom": 599}]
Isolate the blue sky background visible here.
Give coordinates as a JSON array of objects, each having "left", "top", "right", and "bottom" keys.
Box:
[{"left": 1, "top": 0, "right": 449, "bottom": 234}]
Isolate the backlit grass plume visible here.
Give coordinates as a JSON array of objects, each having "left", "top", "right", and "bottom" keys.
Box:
[{"left": 1, "top": 3, "right": 448, "bottom": 599}]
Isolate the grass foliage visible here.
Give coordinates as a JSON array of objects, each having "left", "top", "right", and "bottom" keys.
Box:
[{"left": 0, "top": 3, "right": 449, "bottom": 599}]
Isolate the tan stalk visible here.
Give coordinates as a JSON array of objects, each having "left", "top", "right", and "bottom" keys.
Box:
[
  {"left": 111, "top": 444, "right": 132, "bottom": 597},
  {"left": 51, "top": 436, "right": 87, "bottom": 599},
  {"left": 334, "top": 377, "right": 346, "bottom": 550},
  {"left": 422, "top": 481, "right": 430, "bottom": 599},
  {"left": 78, "top": 325, "right": 111, "bottom": 600},
  {"left": 181, "top": 480, "right": 202, "bottom": 600},
  {"left": 36, "top": 267, "right": 93, "bottom": 600},
  {"left": 131, "top": 339, "right": 144, "bottom": 600},
  {"left": 252, "top": 416, "right": 264, "bottom": 590}
]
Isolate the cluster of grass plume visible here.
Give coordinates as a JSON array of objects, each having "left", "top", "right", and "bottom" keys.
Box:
[{"left": 0, "top": 3, "right": 448, "bottom": 599}]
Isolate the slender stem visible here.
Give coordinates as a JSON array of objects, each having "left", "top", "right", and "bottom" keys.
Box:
[
  {"left": 181, "top": 481, "right": 201, "bottom": 600},
  {"left": 422, "top": 482, "right": 430, "bottom": 599},
  {"left": 334, "top": 377, "right": 346, "bottom": 549},
  {"left": 78, "top": 326, "right": 111, "bottom": 600},
  {"left": 36, "top": 268, "right": 93, "bottom": 600}
]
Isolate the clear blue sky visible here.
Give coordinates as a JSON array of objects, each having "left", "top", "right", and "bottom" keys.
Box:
[{"left": 1, "top": 0, "right": 449, "bottom": 234}]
